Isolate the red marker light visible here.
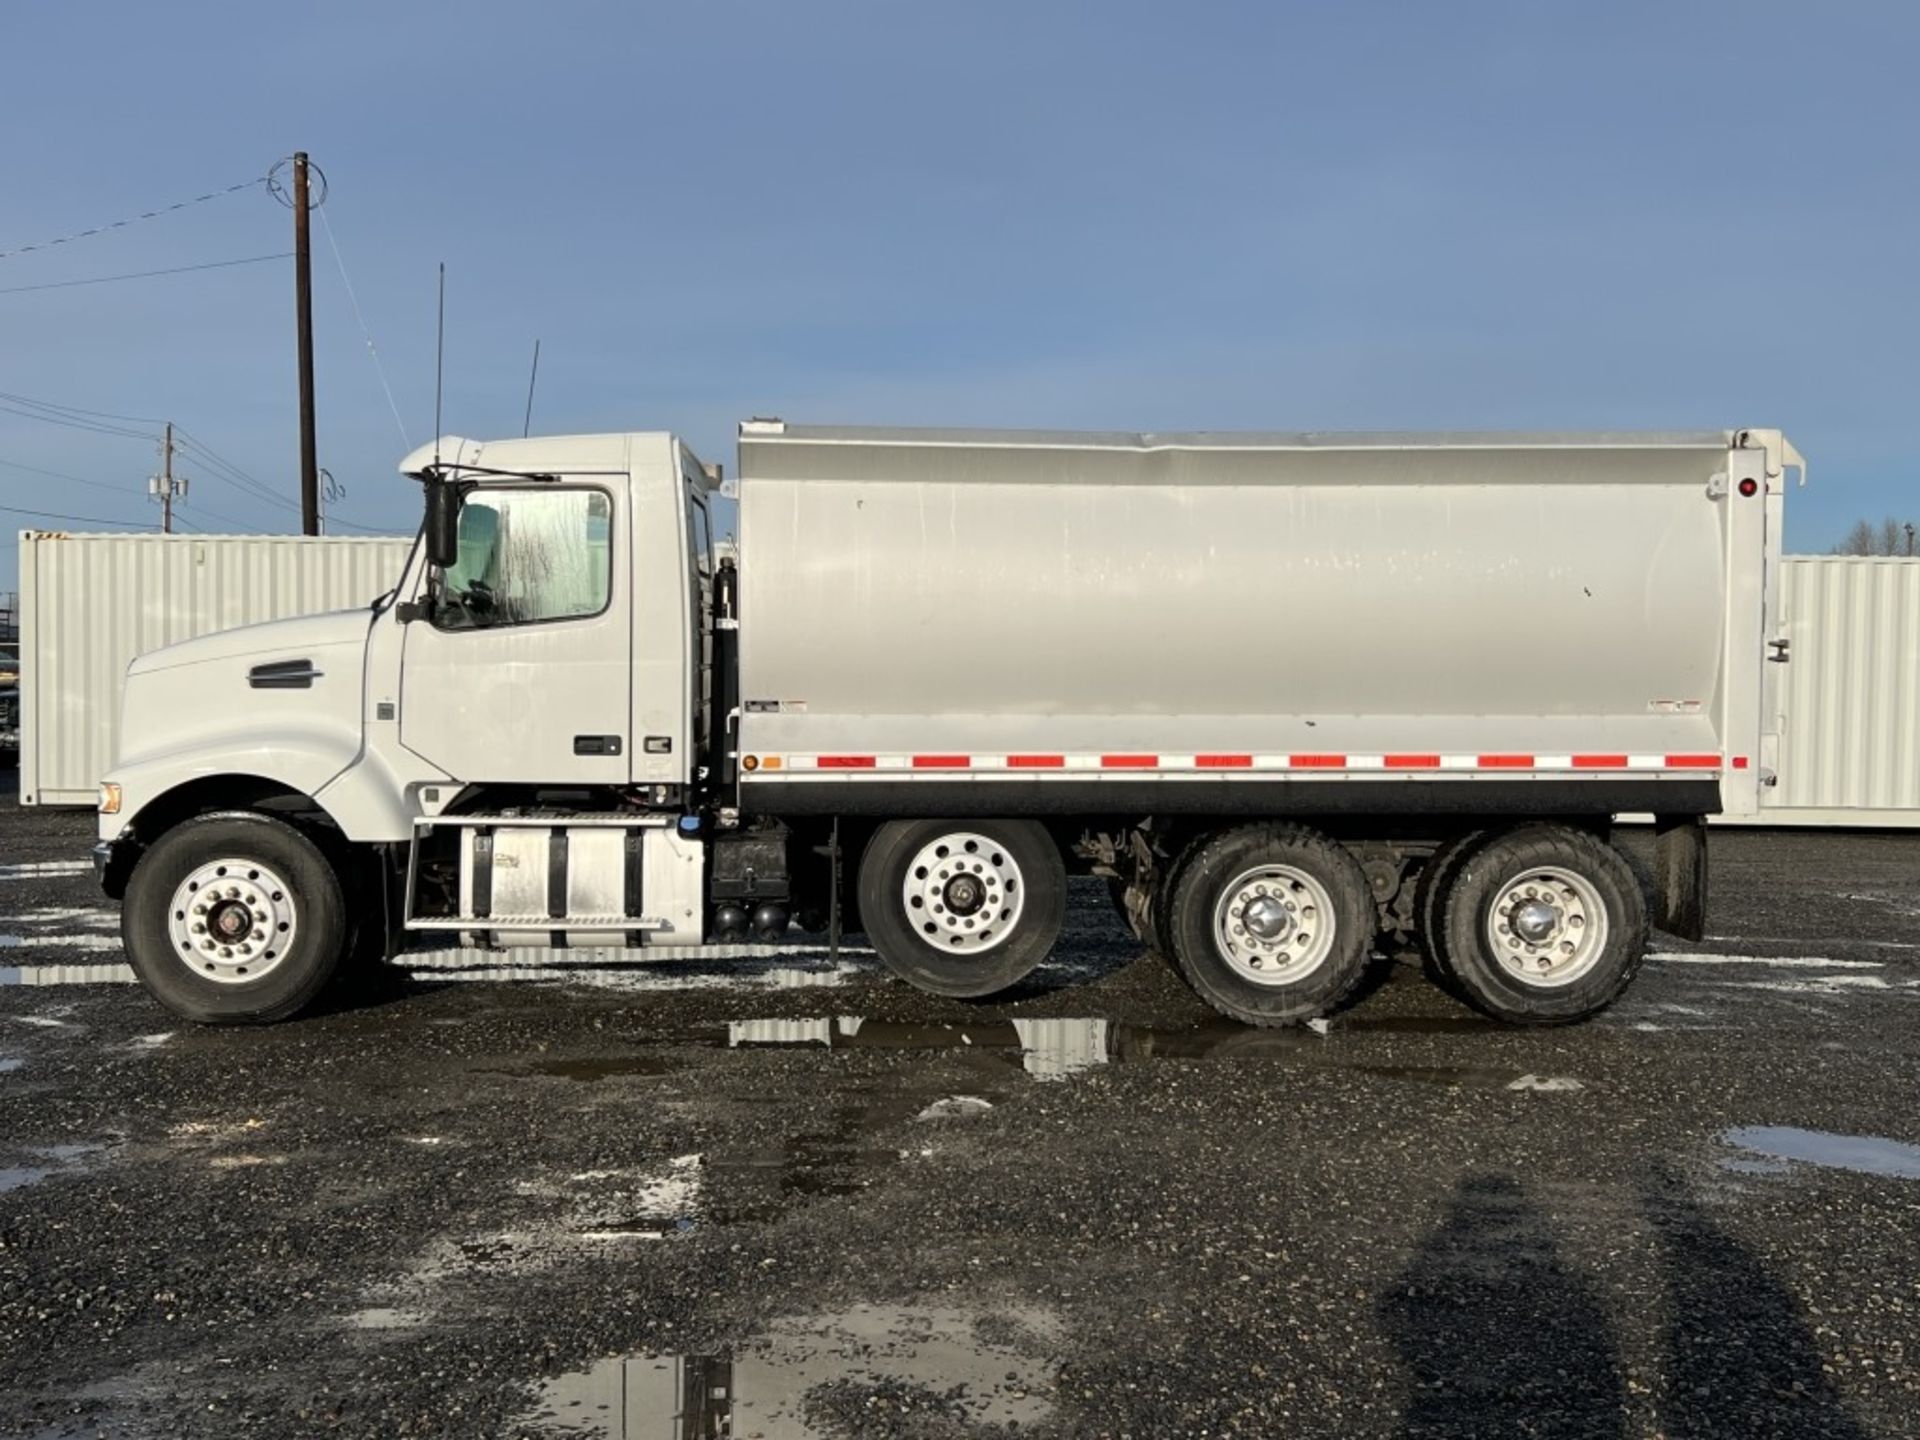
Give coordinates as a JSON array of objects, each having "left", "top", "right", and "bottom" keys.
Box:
[{"left": 1737, "top": 477, "right": 1759, "bottom": 497}]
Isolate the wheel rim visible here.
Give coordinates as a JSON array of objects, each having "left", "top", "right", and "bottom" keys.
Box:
[
  {"left": 1211, "top": 864, "right": 1336, "bottom": 985},
  {"left": 1483, "top": 865, "right": 1609, "bottom": 987},
  {"left": 166, "top": 858, "right": 299, "bottom": 985},
  {"left": 901, "top": 832, "right": 1025, "bottom": 955}
]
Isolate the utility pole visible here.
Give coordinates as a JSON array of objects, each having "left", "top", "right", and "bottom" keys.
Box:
[
  {"left": 149, "top": 422, "right": 187, "bottom": 533},
  {"left": 293, "top": 151, "right": 319, "bottom": 535}
]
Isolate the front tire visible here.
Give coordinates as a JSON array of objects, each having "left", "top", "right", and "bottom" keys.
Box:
[
  {"left": 1166, "top": 824, "right": 1374, "bottom": 1027},
  {"left": 858, "top": 819, "right": 1066, "bottom": 998},
  {"left": 122, "top": 812, "right": 348, "bottom": 1024},
  {"left": 1440, "top": 824, "right": 1647, "bottom": 1025}
]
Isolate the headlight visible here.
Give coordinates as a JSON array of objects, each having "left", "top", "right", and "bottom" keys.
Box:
[{"left": 98, "top": 783, "right": 122, "bottom": 815}]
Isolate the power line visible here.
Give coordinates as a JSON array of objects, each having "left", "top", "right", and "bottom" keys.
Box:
[
  {"left": 0, "top": 399, "right": 152, "bottom": 441},
  {"left": 0, "top": 502, "right": 158, "bottom": 528},
  {"left": 0, "top": 252, "right": 289, "bottom": 296},
  {"left": 0, "top": 455, "right": 141, "bottom": 494},
  {"left": 0, "top": 390, "right": 164, "bottom": 426},
  {"left": 0, "top": 456, "right": 265, "bottom": 533},
  {"left": 0, "top": 175, "right": 267, "bottom": 261},
  {"left": 317, "top": 206, "right": 410, "bottom": 448},
  {"left": 0, "top": 388, "right": 392, "bottom": 534}
]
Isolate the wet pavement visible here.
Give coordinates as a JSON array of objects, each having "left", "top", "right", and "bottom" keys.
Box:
[{"left": 2, "top": 774, "right": 1918, "bottom": 1437}]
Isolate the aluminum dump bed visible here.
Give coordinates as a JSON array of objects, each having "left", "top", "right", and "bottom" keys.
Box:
[{"left": 734, "top": 424, "right": 1796, "bottom": 817}]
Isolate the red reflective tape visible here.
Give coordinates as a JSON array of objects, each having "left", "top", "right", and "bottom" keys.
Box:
[
  {"left": 1385, "top": 753, "right": 1441, "bottom": 769},
  {"left": 1572, "top": 754, "right": 1629, "bottom": 769},
  {"left": 1477, "top": 754, "right": 1535, "bottom": 769},
  {"left": 1100, "top": 754, "right": 1158, "bottom": 768},
  {"left": 1007, "top": 754, "right": 1065, "bottom": 768},
  {"left": 1732, "top": 755, "right": 1750, "bottom": 770},
  {"left": 1289, "top": 754, "right": 1346, "bottom": 768},
  {"left": 911, "top": 754, "right": 969, "bottom": 769},
  {"left": 1195, "top": 753, "right": 1253, "bottom": 768},
  {"left": 1664, "top": 754, "right": 1721, "bottom": 769},
  {"left": 817, "top": 755, "right": 876, "bottom": 769}
]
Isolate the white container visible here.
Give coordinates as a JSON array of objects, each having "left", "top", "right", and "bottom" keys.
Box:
[
  {"left": 1757, "top": 556, "right": 1920, "bottom": 826},
  {"left": 17, "top": 531, "right": 411, "bottom": 806}
]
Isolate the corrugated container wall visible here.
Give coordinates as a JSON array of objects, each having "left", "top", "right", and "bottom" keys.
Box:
[
  {"left": 1767, "top": 556, "right": 1920, "bottom": 823},
  {"left": 18, "top": 532, "right": 412, "bottom": 806}
]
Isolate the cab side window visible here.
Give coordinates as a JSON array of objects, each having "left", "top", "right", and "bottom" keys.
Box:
[{"left": 437, "top": 488, "right": 611, "bottom": 629}]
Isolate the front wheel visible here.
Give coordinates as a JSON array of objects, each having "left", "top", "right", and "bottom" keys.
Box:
[
  {"left": 122, "top": 812, "right": 348, "bottom": 1023},
  {"left": 1439, "top": 824, "right": 1648, "bottom": 1025},
  {"left": 857, "top": 819, "right": 1066, "bottom": 998},
  {"left": 1165, "top": 824, "right": 1374, "bottom": 1027}
]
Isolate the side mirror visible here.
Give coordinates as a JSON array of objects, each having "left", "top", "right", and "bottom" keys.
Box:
[{"left": 425, "top": 481, "right": 461, "bottom": 569}]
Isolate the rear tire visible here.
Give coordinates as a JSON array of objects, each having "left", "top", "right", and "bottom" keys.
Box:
[
  {"left": 1413, "top": 829, "right": 1487, "bottom": 993},
  {"left": 122, "top": 812, "right": 348, "bottom": 1024},
  {"left": 1166, "top": 824, "right": 1374, "bottom": 1027},
  {"left": 858, "top": 819, "right": 1066, "bottom": 998},
  {"left": 1440, "top": 824, "right": 1647, "bottom": 1025}
]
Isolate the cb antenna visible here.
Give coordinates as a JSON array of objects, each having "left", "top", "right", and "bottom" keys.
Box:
[
  {"left": 433, "top": 261, "right": 446, "bottom": 468},
  {"left": 523, "top": 338, "right": 541, "bottom": 437}
]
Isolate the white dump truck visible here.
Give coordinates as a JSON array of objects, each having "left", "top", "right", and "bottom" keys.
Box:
[{"left": 94, "top": 422, "right": 1802, "bottom": 1028}]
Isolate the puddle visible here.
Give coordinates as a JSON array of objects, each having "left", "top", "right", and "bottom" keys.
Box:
[
  {"left": 0, "top": 1141, "right": 109, "bottom": 1194},
  {"left": 476, "top": 1055, "right": 679, "bottom": 1083},
  {"left": 0, "top": 1057, "right": 21, "bottom": 1074},
  {"left": 1722, "top": 1126, "right": 1920, "bottom": 1180},
  {"left": 717, "top": 1015, "right": 1315, "bottom": 1080},
  {"left": 527, "top": 1303, "right": 1057, "bottom": 1438},
  {"left": 712, "top": 1015, "right": 1530, "bottom": 1086}
]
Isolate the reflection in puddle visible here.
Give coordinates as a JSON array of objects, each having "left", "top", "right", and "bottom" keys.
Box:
[
  {"left": 0, "top": 1057, "right": 21, "bottom": 1074},
  {"left": 529, "top": 1303, "right": 1057, "bottom": 1438},
  {"left": 718, "top": 1015, "right": 1546, "bottom": 1089},
  {"left": 1722, "top": 1126, "right": 1920, "bottom": 1180}
]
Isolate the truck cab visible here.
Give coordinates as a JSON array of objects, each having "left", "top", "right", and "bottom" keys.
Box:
[{"left": 97, "top": 432, "right": 752, "bottom": 1021}]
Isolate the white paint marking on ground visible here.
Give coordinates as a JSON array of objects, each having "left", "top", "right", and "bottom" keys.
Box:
[
  {"left": 1709, "top": 934, "right": 1920, "bottom": 951},
  {"left": 0, "top": 907, "right": 120, "bottom": 928},
  {"left": 1650, "top": 952, "right": 1884, "bottom": 970},
  {"left": 0, "top": 963, "right": 137, "bottom": 986},
  {"left": 1508, "top": 1074, "right": 1585, "bottom": 1092},
  {"left": 0, "top": 934, "right": 123, "bottom": 953},
  {"left": 0, "top": 861, "right": 91, "bottom": 879},
  {"left": 1742, "top": 975, "right": 1895, "bottom": 994}
]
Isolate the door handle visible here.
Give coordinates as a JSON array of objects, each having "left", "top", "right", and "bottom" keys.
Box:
[{"left": 573, "top": 735, "right": 623, "bottom": 756}]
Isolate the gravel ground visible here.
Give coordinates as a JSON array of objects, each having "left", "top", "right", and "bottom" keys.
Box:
[{"left": 2, "top": 773, "right": 1917, "bottom": 1438}]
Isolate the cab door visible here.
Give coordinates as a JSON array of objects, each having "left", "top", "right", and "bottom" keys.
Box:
[{"left": 399, "top": 480, "right": 631, "bottom": 785}]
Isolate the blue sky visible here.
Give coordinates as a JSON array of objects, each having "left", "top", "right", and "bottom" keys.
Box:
[{"left": 2, "top": 1, "right": 1915, "bottom": 593}]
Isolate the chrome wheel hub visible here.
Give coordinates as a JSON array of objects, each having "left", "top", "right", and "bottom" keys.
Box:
[
  {"left": 166, "top": 858, "right": 299, "bottom": 985},
  {"left": 1484, "top": 867, "right": 1608, "bottom": 987},
  {"left": 901, "top": 833, "right": 1024, "bottom": 954},
  {"left": 1212, "top": 865, "right": 1335, "bottom": 986}
]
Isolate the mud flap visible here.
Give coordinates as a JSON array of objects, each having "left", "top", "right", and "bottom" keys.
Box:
[{"left": 1652, "top": 815, "right": 1708, "bottom": 942}]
